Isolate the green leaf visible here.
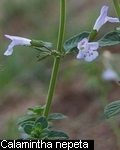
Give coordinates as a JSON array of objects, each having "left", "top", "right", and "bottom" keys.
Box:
[
  {"left": 32, "top": 47, "right": 50, "bottom": 53},
  {"left": 20, "top": 121, "right": 34, "bottom": 129},
  {"left": 35, "top": 122, "right": 42, "bottom": 130},
  {"left": 23, "top": 124, "right": 34, "bottom": 134},
  {"left": 28, "top": 105, "right": 45, "bottom": 116},
  {"left": 18, "top": 126, "right": 24, "bottom": 133},
  {"left": 48, "top": 130, "right": 69, "bottom": 140},
  {"left": 104, "top": 100, "right": 120, "bottom": 119},
  {"left": 27, "top": 111, "right": 36, "bottom": 116},
  {"left": 34, "top": 116, "right": 48, "bottom": 130},
  {"left": 63, "top": 31, "right": 90, "bottom": 53},
  {"left": 36, "top": 53, "right": 50, "bottom": 62},
  {"left": 31, "top": 130, "right": 39, "bottom": 137},
  {"left": 98, "top": 31, "right": 120, "bottom": 47},
  {"left": 115, "top": 26, "right": 120, "bottom": 32},
  {"left": 39, "top": 128, "right": 50, "bottom": 139},
  {"left": 17, "top": 117, "right": 35, "bottom": 125},
  {"left": 48, "top": 113, "right": 67, "bottom": 121},
  {"left": 48, "top": 122, "right": 53, "bottom": 128}
]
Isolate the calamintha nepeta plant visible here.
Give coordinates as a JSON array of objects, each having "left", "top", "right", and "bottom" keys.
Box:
[{"left": 4, "top": 0, "right": 120, "bottom": 140}]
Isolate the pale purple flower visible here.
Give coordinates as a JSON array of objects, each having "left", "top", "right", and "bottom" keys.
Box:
[
  {"left": 4, "top": 35, "right": 31, "bottom": 56},
  {"left": 102, "top": 68, "right": 119, "bottom": 81},
  {"left": 93, "top": 6, "right": 119, "bottom": 31},
  {"left": 77, "top": 38, "right": 99, "bottom": 62}
]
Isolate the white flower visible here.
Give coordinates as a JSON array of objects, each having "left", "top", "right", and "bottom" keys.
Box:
[
  {"left": 4, "top": 35, "right": 31, "bottom": 56},
  {"left": 93, "top": 6, "right": 119, "bottom": 31},
  {"left": 77, "top": 38, "right": 99, "bottom": 62},
  {"left": 102, "top": 68, "right": 119, "bottom": 81}
]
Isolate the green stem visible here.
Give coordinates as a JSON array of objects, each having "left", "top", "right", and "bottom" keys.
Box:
[
  {"left": 113, "top": 0, "right": 120, "bottom": 19},
  {"left": 43, "top": 0, "right": 66, "bottom": 117},
  {"left": 88, "top": 30, "right": 98, "bottom": 42}
]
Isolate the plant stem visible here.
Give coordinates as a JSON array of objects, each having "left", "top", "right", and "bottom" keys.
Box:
[
  {"left": 43, "top": 0, "right": 66, "bottom": 117},
  {"left": 113, "top": 0, "right": 120, "bottom": 19}
]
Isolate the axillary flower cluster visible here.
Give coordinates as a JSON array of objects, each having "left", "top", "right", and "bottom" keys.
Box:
[
  {"left": 4, "top": 6, "right": 119, "bottom": 62},
  {"left": 77, "top": 6, "right": 119, "bottom": 62}
]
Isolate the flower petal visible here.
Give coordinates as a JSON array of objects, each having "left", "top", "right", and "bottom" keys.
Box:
[
  {"left": 89, "top": 42, "right": 99, "bottom": 50},
  {"left": 4, "top": 42, "right": 15, "bottom": 56},
  {"left": 76, "top": 51, "right": 85, "bottom": 59},
  {"left": 85, "top": 51, "right": 99, "bottom": 62},
  {"left": 4, "top": 35, "right": 31, "bottom": 56},
  {"left": 77, "top": 38, "right": 88, "bottom": 50},
  {"left": 5, "top": 35, "right": 31, "bottom": 46},
  {"left": 4, "top": 48, "right": 13, "bottom": 56},
  {"left": 93, "top": 6, "right": 108, "bottom": 31},
  {"left": 100, "top": 6, "right": 108, "bottom": 15},
  {"left": 102, "top": 68, "right": 119, "bottom": 81},
  {"left": 107, "top": 16, "right": 119, "bottom": 23}
]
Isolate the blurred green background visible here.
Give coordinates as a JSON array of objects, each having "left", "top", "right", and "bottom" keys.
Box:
[{"left": 0, "top": 0, "right": 120, "bottom": 149}]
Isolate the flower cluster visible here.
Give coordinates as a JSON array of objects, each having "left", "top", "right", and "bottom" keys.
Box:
[
  {"left": 77, "top": 5, "right": 119, "bottom": 62},
  {"left": 4, "top": 6, "right": 119, "bottom": 62}
]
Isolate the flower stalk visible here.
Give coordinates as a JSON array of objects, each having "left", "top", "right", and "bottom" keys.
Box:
[
  {"left": 43, "top": 0, "right": 66, "bottom": 117},
  {"left": 113, "top": 0, "right": 120, "bottom": 19}
]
